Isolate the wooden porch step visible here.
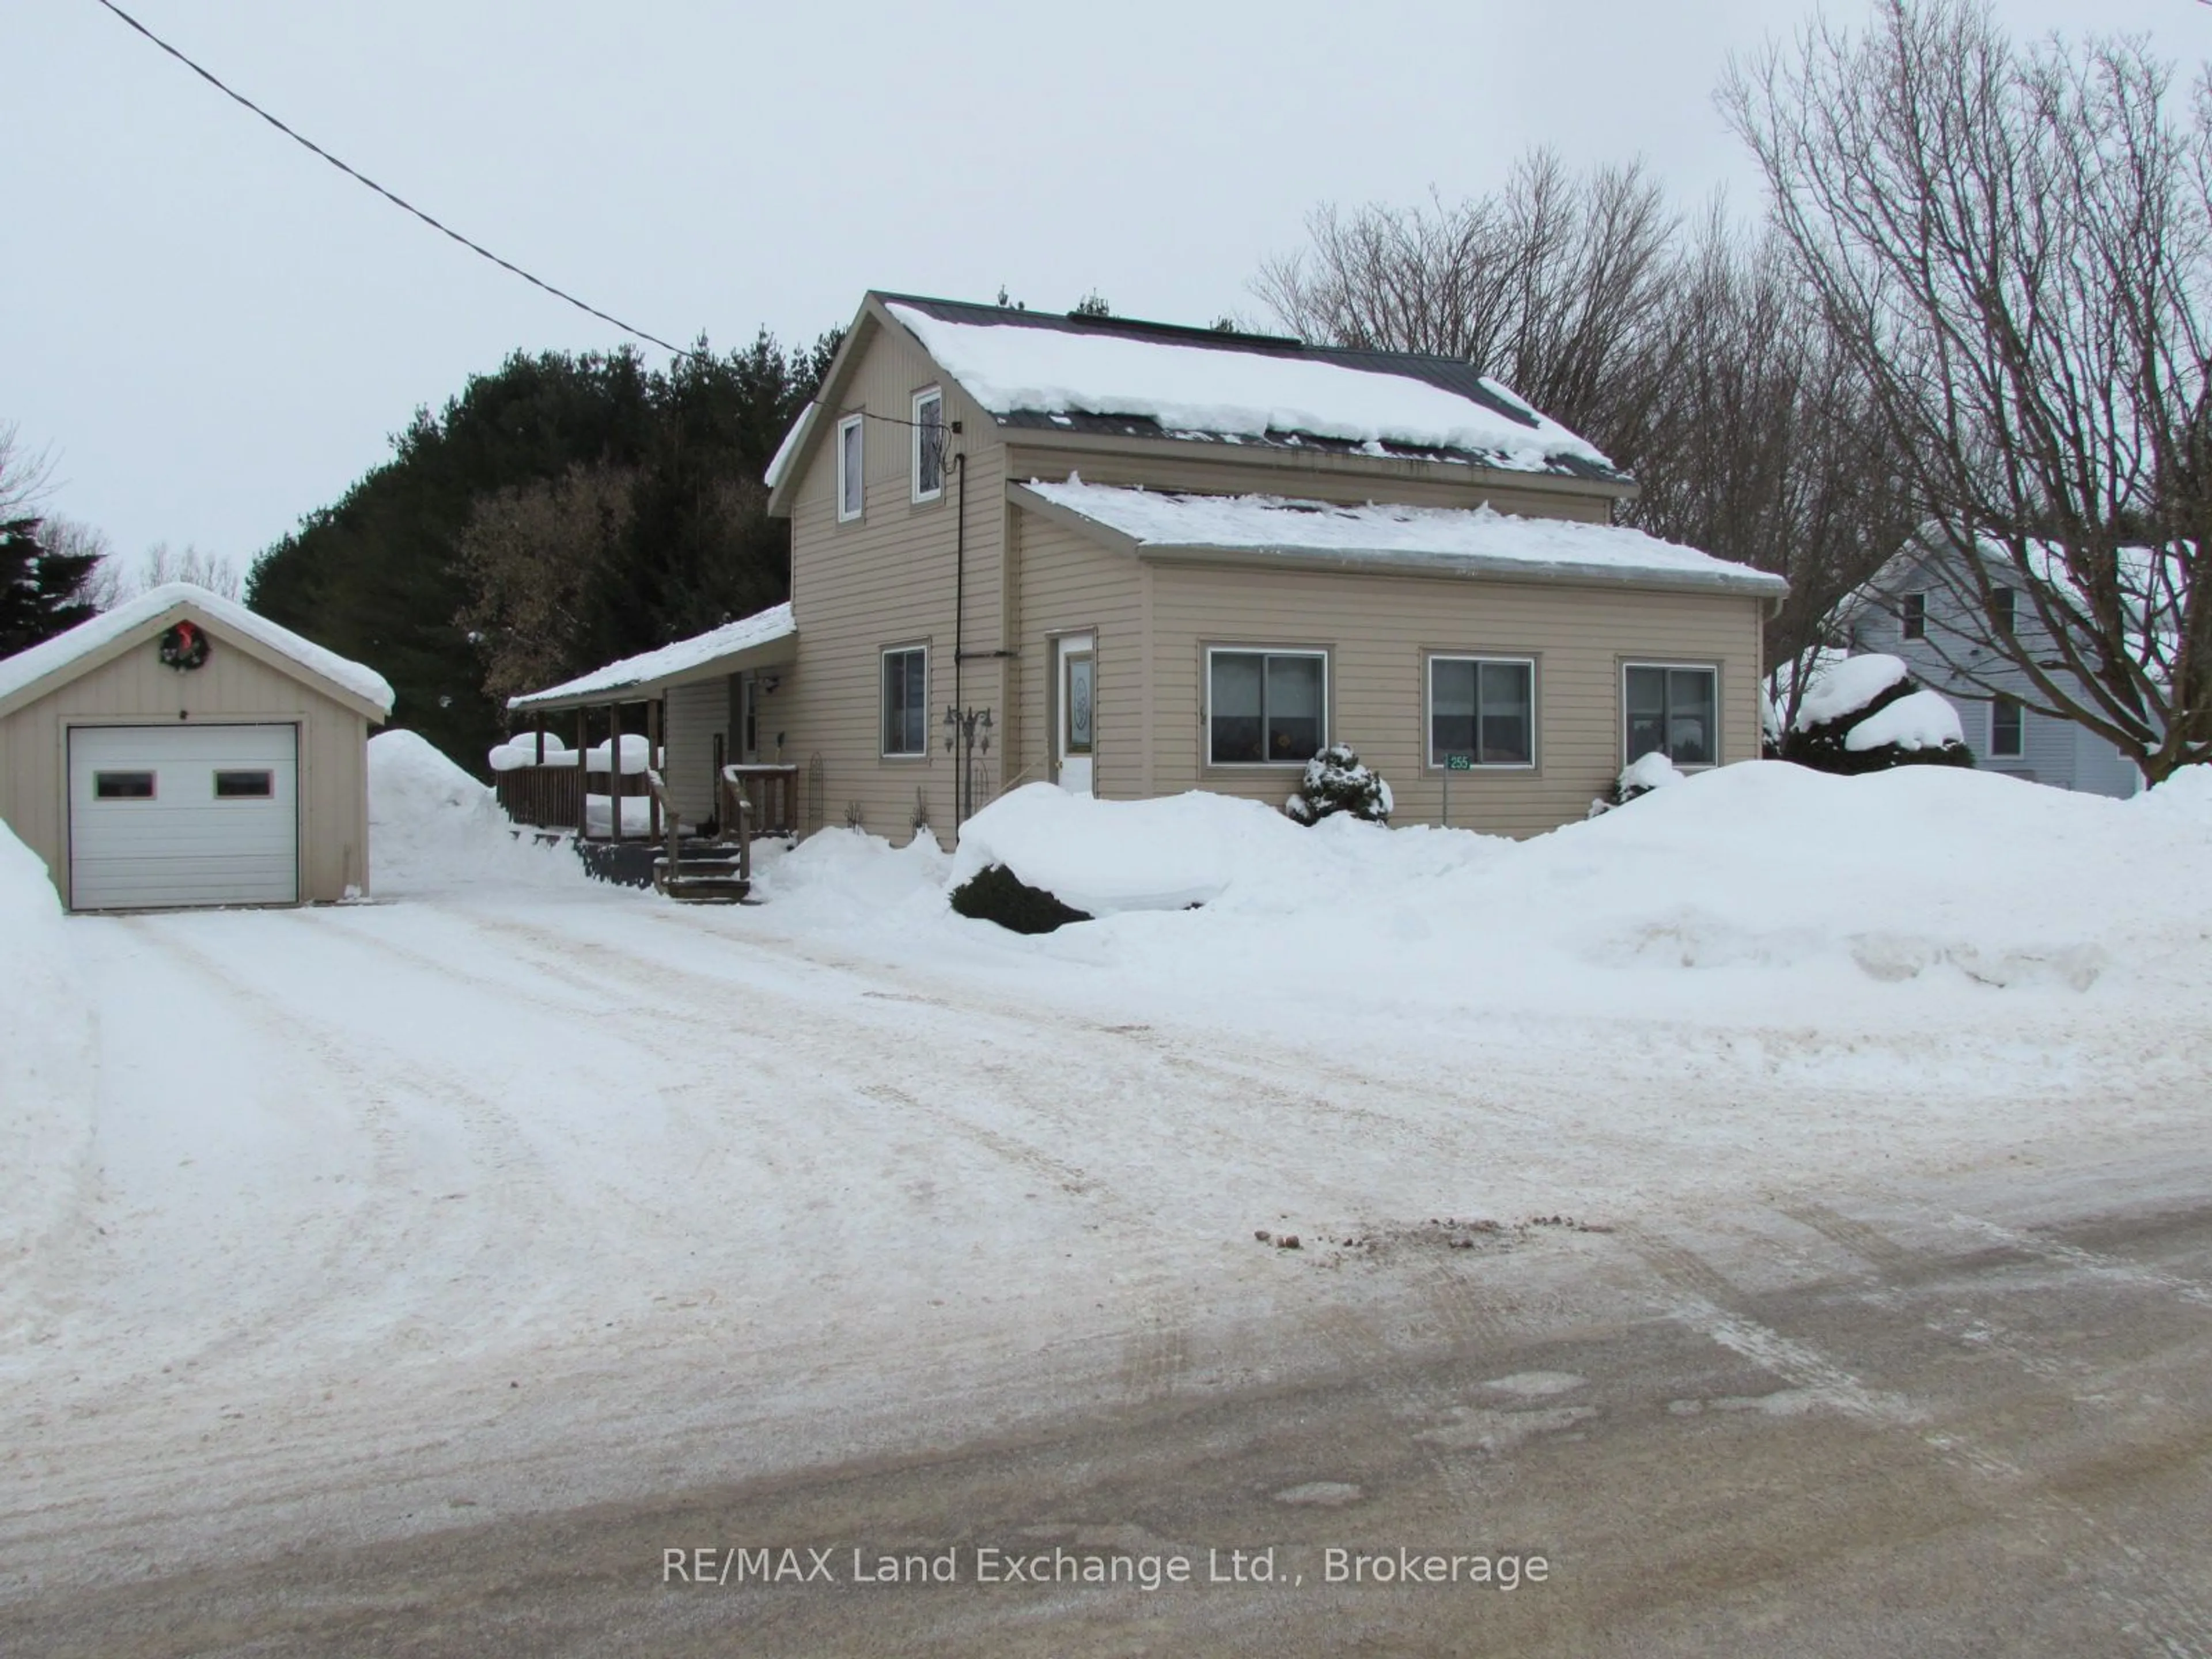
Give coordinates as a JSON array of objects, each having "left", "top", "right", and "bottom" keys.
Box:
[{"left": 653, "top": 865, "right": 751, "bottom": 904}]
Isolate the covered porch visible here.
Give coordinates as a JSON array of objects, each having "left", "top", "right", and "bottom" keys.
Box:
[{"left": 500, "top": 604, "right": 800, "bottom": 844}]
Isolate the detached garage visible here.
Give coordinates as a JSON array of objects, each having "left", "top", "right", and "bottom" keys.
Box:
[{"left": 0, "top": 584, "right": 393, "bottom": 911}]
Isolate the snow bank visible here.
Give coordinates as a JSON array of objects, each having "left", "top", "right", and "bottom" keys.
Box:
[
  {"left": 948, "top": 784, "right": 1498, "bottom": 919},
  {"left": 931, "top": 766, "right": 2211, "bottom": 1007},
  {"left": 889, "top": 304, "right": 1612, "bottom": 475},
  {"left": 0, "top": 822, "right": 97, "bottom": 1315},
  {"left": 1844, "top": 688, "right": 1965, "bottom": 752},
  {"left": 368, "top": 731, "right": 581, "bottom": 895},
  {"left": 1794, "top": 654, "right": 1911, "bottom": 730}
]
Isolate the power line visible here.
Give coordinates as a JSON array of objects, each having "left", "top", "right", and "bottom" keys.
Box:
[
  {"left": 87, "top": 0, "right": 697, "bottom": 361},
  {"left": 86, "top": 0, "right": 950, "bottom": 439}
]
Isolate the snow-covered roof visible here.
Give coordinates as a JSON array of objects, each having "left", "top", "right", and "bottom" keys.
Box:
[
  {"left": 1014, "top": 480, "right": 1788, "bottom": 596},
  {"left": 0, "top": 582, "right": 394, "bottom": 718},
  {"left": 888, "top": 300, "right": 1616, "bottom": 480},
  {"left": 507, "top": 603, "right": 796, "bottom": 711}
]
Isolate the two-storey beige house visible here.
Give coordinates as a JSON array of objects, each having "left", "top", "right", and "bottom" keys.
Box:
[{"left": 513, "top": 291, "right": 1785, "bottom": 844}]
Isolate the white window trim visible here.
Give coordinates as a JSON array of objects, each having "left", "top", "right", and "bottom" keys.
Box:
[
  {"left": 1990, "top": 694, "right": 2025, "bottom": 759},
  {"left": 880, "top": 643, "right": 929, "bottom": 760},
  {"left": 1899, "top": 591, "right": 1927, "bottom": 641},
  {"left": 1425, "top": 653, "right": 1537, "bottom": 771},
  {"left": 836, "top": 412, "right": 865, "bottom": 523},
  {"left": 910, "top": 388, "right": 944, "bottom": 504},
  {"left": 1203, "top": 645, "right": 1329, "bottom": 768},
  {"left": 1622, "top": 660, "right": 1722, "bottom": 770}
]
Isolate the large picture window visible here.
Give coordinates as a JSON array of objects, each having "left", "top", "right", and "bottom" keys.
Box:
[
  {"left": 881, "top": 645, "right": 927, "bottom": 757},
  {"left": 1624, "top": 664, "right": 1718, "bottom": 766},
  {"left": 911, "top": 389, "right": 944, "bottom": 502},
  {"left": 1429, "top": 656, "right": 1535, "bottom": 767},
  {"left": 1207, "top": 649, "right": 1325, "bottom": 765},
  {"left": 837, "top": 413, "right": 865, "bottom": 522}
]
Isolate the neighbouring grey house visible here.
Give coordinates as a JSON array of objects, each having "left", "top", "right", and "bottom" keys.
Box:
[{"left": 1840, "top": 539, "right": 2144, "bottom": 798}]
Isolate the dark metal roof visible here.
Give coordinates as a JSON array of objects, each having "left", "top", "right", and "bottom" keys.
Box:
[{"left": 873, "top": 292, "right": 1631, "bottom": 487}]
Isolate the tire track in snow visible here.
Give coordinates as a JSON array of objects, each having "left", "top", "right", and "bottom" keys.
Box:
[{"left": 1625, "top": 1222, "right": 2212, "bottom": 1659}]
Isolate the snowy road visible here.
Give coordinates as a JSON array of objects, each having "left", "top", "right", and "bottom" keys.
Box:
[{"left": 6, "top": 832, "right": 2212, "bottom": 1652}]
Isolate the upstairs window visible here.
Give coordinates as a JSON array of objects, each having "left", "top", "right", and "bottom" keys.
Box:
[
  {"left": 1991, "top": 695, "right": 2024, "bottom": 757},
  {"left": 1991, "top": 586, "right": 2016, "bottom": 635},
  {"left": 1624, "top": 664, "right": 1718, "bottom": 767},
  {"left": 1207, "top": 648, "right": 1325, "bottom": 765},
  {"left": 1900, "top": 592, "right": 1926, "bottom": 640},
  {"left": 1429, "top": 656, "right": 1535, "bottom": 767},
  {"left": 837, "top": 413, "right": 865, "bottom": 522},
  {"left": 911, "top": 389, "right": 944, "bottom": 502}
]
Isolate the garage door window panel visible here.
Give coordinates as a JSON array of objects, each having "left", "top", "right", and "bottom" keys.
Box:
[
  {"left": 214, "top": 770, "right": 275, "bottom": 799},
  {"left": 94, "top": 771, "right": 157, "bottom": 800}
]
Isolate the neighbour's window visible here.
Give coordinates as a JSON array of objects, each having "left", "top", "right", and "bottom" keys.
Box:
[
  {"left": 881, "top": 645, "right": 927, "bottom": 757},
  {"left": 1624, "top": 664, "right": 1719, "bottom": 767},
  {"left": 1991, "top": 586, "right": 2016, "bottom": 635},
  {"left": 214, "top": 770, "right": 274, "bottom": 799},
  {"left": 1991, "top": 695, "right": 2024, "bottom": 758},
  {"left": 1429, "top": 657, "right": 1535, "bottom": 767},
  {"left": 911, "top": 389, "right": 944, "bottom": 502},
  {"left": 1207, "top": 649, "right": 1326, "bottom": 765},
  {"left": 837, "top": 413, "right": 865, "bottom": 522},
  {"left": 93, "top": 771, "right": 155, "bottom": 800},
  {"left": 1900, "top": 592, "right": 1926, "bottom": 640}
]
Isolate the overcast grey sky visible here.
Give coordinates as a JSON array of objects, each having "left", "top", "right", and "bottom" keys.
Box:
[{"left": 6, "top": 1, "right": 2206, "bottom": 569}]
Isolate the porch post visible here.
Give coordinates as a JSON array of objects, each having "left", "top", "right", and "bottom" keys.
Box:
[
  {"left": 647, "top": 697, "right": 663, "bottom": 842},
  {"left": 575, "top": 707, "right": 590, "bottom": 839},
  {"left": 609, "top": 701, "right": 625, "bottom": 844}
]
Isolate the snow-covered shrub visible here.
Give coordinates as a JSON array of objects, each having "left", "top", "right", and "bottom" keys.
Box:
[
  {"left": 948, "top": 862, "right": 1093, "bottom": 934},
  {"left": 1285, "top": 743, "right": 1393, "bottom": 825},
  {"left": 1780, "top": 654, "right": 1973, "bottom": 775},
  {"left": 1589, "top": 751, "right": 1687, "bottom": 816}
]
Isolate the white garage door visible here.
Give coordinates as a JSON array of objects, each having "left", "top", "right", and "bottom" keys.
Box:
[{"left": 68, "top": 724, "right": 299, "bottom": 910}]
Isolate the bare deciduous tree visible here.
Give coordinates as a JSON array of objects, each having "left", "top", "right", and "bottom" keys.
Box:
[
  {"left": 1722, "top": 0, "right": 2212, "bottom": 780},
  {"left": 0, "top": 421, "right": 56, "bottom": 520},
  {"left": 1252, "top": 153, "right": 1911, "bottom": 691},
  {"left": 457, "top": 462, "right": 639, "bottom": 712},
  {"left": 1253, "top": 153, "right": 1680, "bottom": 460}
]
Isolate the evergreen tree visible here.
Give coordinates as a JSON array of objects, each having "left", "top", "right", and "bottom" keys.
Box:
[
  {"left": 0, "top": 517, "right": 100, "bottom": 656},
  {"left": 247, "top": 327, "right": 838, "bottom": 771}
]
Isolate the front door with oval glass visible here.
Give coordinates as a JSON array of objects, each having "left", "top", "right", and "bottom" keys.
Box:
[{"left": 1057, "top": 635, "right": 1095, "bottom": 797}]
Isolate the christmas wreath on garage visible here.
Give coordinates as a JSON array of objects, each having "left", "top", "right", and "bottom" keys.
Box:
[{"left": 158, "top": 620, "right": 211, "bottom": 672}]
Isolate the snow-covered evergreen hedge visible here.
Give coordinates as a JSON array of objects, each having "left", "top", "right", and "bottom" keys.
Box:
[{"left": 1781, "top": 654, "right": 1973, "bottom": 775}]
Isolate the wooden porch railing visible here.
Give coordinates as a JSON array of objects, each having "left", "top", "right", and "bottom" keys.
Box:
[{"left": 721, "top": 763, "right": 800, "bottom": 836}]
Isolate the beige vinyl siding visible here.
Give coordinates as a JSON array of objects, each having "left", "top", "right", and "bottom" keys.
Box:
[
  {"left": 782, "top": 317, "right": 1009, "bottom": 842},
  {"left": 0, "top": 624, "right": 370, "bottom": 904},
  {"left": 660, "top": 677, "right": 729, "bottom": 827},
  {"left": 1001, "top": 444, "right": 1613, "bottom": 523},
  {"left": 1147, "top": 562, "right": 1765, "bottom": 837},
  {"left": 1010, "top": 509, "right": 1145, "bottom": 796}
]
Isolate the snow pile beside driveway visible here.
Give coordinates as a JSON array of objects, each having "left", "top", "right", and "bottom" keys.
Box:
[
  {"left": 0, "top": 823, "right": 96, "bottom": 1315},
  {"left": 368, "top": 730, "right": 582, "bottom": 895},
  {"left": 946, "top": 784, "right": 1487, "bottom": 916},
  {"left": 941, "top": 764, "right": 2212, "bottom": 1010}
]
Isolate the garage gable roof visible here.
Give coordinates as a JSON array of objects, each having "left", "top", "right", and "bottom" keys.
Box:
[{"left": 0, "top": 584, "right": 396, "bottom": 723}]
